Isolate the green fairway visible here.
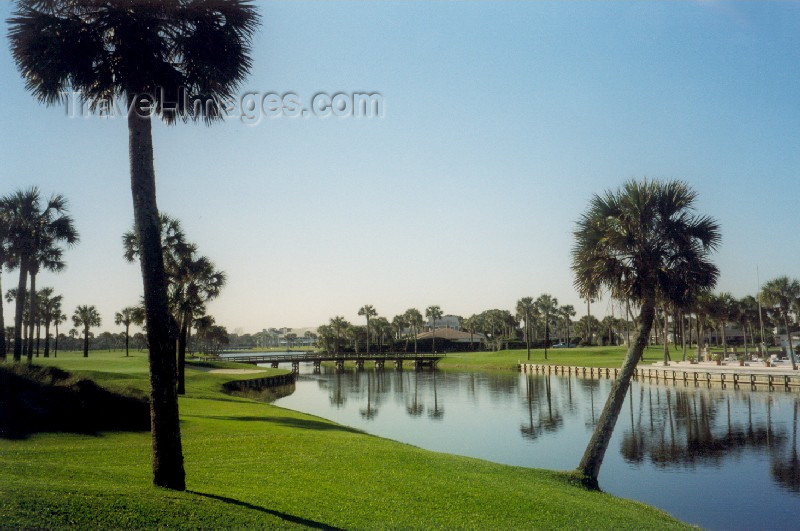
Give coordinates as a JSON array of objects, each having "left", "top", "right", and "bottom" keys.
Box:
[
  {"left": 440, "top": 345, "right": 668, "bottom": 371},
  {"left": 0, "top": 350, "right": 688, "bottom": 528}
]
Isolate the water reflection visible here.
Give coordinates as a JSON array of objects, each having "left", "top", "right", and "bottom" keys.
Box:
[
  {"left": 276, "top": 367, "right": 800, "bottom": 529},
  {"left": 619, "top": 385, "right": 789, "bottom": 469}
]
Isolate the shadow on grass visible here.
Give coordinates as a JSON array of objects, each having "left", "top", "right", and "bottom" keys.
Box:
[
  {"left": 189, "top": 491, "right": 341, "bottom": 530},
  {"left": 188, "top": 414, "right": 361, "bottom": 433},
  {"left": 0, "top": 364, "right": 150, "bottom": 440}
]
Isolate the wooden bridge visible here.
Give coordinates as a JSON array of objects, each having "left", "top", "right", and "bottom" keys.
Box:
[{"left": 205, "top": 352, "right": 444, "bottom": 372}]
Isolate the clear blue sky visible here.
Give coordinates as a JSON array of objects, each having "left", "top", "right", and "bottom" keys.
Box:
[{"left": 1, "top": 1, "right": 799, "bottom": 334}]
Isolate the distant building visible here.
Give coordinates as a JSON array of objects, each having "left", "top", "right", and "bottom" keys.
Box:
[
  {"left": 426, "top": 314, "right": 461, "bottom": 331},
  {"left": 416, "top": 327, "right": 484, "bottom": 344},
  {"left": 260, "top": 327, "right": 318, "bottom": 347}
]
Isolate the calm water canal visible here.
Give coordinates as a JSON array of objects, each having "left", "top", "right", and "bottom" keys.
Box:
[{"left": 272, "top": 366, "right": 799, "bottom": 530}]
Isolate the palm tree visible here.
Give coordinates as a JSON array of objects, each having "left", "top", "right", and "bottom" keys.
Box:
[
  {"left": 116, "top": 306, "right": 144, "bottom": 358},
  {"left": 560, "top": 304, "right": 576, "bottom": 346},
  {"left": 391, "top": 314, "right": 408, "bottom": 350},
  {"left": 38, "top": 287, "right": 62, "bottom": 358},
  {"left": 425, "top": 305, "right": 443, "bottom": 354},
  {"left": 10, "top": 0, "right": 259, "bottom": 490},
  {"left": 1, "top": 188, "right": 78, "bottom": 363},
  {"left": 72, "top": 305, "right": 101, "bottom": 358},
  {"left": 761, "top": 276, "right": 800, "bottom": 370},
  {"left": 714, "top": 292, "right": 738, "bottom": 357},
  {"left": 372, "top": 317, "right": 392, "bottom": 353},
  {"left": 52, "top": 310, "right": 66, "bottom": 358},
  {"left": 584, "top": 295, "right": 597, "bottom": 346},
  {"left": 171, "top": 249, "right": 225, "bottom": 394},
  {"left": 739, "top": 295, "right": 760, "bottom": 358},
  {"left": 516, "top": 297, "right": 535, "bottom": 360},
  {"left": 572, "top": 179, "right": 720, "bottom": 487},
  {"left": 535, "top": 294, "right": 558, "bottom": 359},
  {"left": 358, "top": 305, "right": 378, "bottom": 356},
  {"left": 329, "top": 316, "right": 348, "bottom": 355},
  {"left": 404, "top": 308, "right": 424, "bottom": 354},
  {"left": 0, "top": 206, "right": 9, "bottom": 360}
]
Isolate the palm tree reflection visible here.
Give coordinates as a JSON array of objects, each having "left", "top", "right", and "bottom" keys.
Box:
[
  {"left": 406, "top": 372, "right": 424, "bottom": 417},
  {"left": 771, "top": 401, "right": 800, "bottom": 492},
  {"left": 520, "top": 374, "right": 563, "bottom": 440},
  {"left": 427, "top": 370, "right": 444, "bottom": 420},
  {"left": 620, "top": 385, "right": 791, "bottom": 469}
]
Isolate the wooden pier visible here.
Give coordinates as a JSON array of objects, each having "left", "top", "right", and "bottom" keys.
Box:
[
  {"left": 204, "top": 352, "right": 444, "bottom": 373},
  {"left": 519, "top": 362, "right": 800, "bottom": 392}
]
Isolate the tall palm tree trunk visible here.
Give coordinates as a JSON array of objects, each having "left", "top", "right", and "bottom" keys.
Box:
[
  {"left": 544, "top": 317, "right": 549, "bottom": 360},
  {"left": 578, "top": 290, "right": 656, "bottom": 488},
  {"left": 128, "top": 98, "right": 185, "bottom": 491},
  {"left": 83, "top": 326, "right": 89, "bottom": 357},
  {"left": 784, "top": 317, "right": 798, "bottom": 370},
  {"left": 0, "top": 271, "right": 5, "bottom": 360},
  {"left": 54, "top": 321, "right": 60, "bottom": 358},
  {"left": 681, "top": 311, "right": 687, "bottom": 361},
  {"left": 663, "top": 307, "right": 669, "bottom": 365},
  {"left": 35, "top": 321, "right": 41, "bottom": 357},
  {"left": 177, "top": 310, "right": 190, "bottom": 395},
  {"left": 13, "top": 259, "right": 28, "bottom": 362},
  {"left": 43, "top": 320, "right": 51, "bottom": 358},
  {"left": 365, "top": 318, "right": 370, "bottom": 357},
  {"left": 526, "top": 314, "right": 531, "bottom": 361},
  {"left": 696, "top": 318, "right": 703, "bottom": 360},
  {"left": 125, "top": 324, "right": 130, "bottom": 357},
  {"left": 26, "top": 271, "right": 37, "bottom": 362}
]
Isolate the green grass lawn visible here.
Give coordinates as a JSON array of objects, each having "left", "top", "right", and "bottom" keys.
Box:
[
  {"left": 440, "top": 345, "right": 675, "bottom": 371},
  {"left": 0, "top": 350, "right": 688, "bottom": 529}
]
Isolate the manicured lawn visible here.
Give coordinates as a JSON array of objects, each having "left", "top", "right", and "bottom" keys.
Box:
[
  {"left": 440, "top": 345, "right": 678, "bottom": 370},
  {"left": 0, "top": 350, "right": 688, "bottom": 529}
]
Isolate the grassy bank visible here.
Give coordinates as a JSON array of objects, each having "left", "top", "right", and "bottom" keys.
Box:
[
  {"left": 0, "top": 350, "right": 688, "bottom": 528},
  {"left": 439, "top": 345, "right": 657, "bottom": 370}
]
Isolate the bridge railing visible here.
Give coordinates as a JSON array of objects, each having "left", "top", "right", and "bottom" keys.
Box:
[{"left": 201, "top": 352, "right": 446, "bottom": 363}]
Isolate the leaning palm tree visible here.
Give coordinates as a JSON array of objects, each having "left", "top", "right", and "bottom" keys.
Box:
[
  {"left": 425, "top": 305, "right": 443, "bottom": 354},
  {"left": 761, "top": 276, "right": 800, "bottom": 370},
  {"left": 358, "top": 305, "right": 378, "bottom": 356},
  {"left": 572, "top": 179, "right": 720, "bottom": 488},
  {"left": 516, "top": 297, "right": 535, "bottom": 360},
  {"left": 9, "top": 0, "right": 258, "bottom": 490},
  {"left": 116, "top": 306, "right": 144, "bottom": 358},
  {"left": 72, "top": 305, "right": 101, "bottom": 358}
]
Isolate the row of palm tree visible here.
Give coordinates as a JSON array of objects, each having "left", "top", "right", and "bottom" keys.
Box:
[
  {"left": 0, "top": 187, "right": 79, "bottom": 363},
  {"left": 318, "top": 306, "right": 443, "bottom": 355},
  {"left": 4, "top": 286, "right": 67, "bottom": 358}
]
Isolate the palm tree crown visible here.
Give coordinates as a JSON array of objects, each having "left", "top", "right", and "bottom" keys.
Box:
[
  {"left": 572, "top": 179, "right": 720, "bottom": 306},
  {"left": 72, "top": 304, "right": 101, "bottom": 358},
  {"left": 760, "top": 276, "right": 800, "bottom": 370},
  {"left": 9, "top": 0, "right": 259, "bottom": 123}
]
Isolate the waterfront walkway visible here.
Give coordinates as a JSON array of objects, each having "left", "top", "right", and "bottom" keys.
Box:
[{"left": 519, "top": 360, "right": 800, "bottom": 390}]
